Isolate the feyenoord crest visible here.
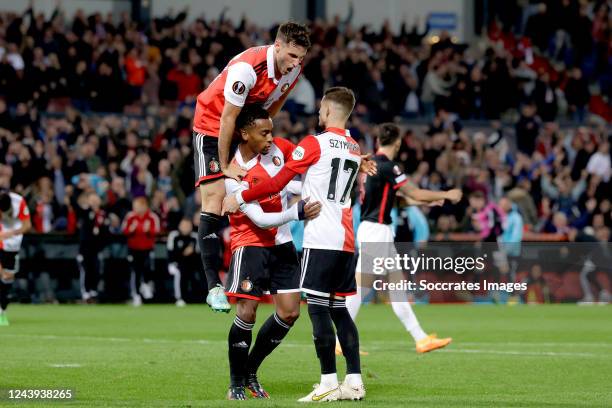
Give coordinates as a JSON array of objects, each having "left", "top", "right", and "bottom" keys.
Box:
[
  {"left": 281, "top": 83, "right": 290, "bottom": 93},
  {"left": 209, "top": 159, "right": 220, "bottom": 173},
  {"left": 232, "top": 81, "right": 246, "bottom": 95},
  {"left": 272, "top": 156, "right": 281, "bottom": 166},
  {"left": 241, "top": 279, "right": 253, "bottom": 292}
]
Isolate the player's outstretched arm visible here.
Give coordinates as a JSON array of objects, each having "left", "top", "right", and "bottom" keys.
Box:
[
  {"left": 241, "top": 198, "right": 321, "bottom": 229},
  {"left": 400, "top": 182, "right": 463, "bottom": 204},
  {"left": 359, "top": 153, "right": 377, "bottom": 176},
  {"left": 223, "top": 135, "right": 319, "bottom": 214},
  {"left": 222, "top": 166, "right": 298, "bottom": 214},
  {"left": 399, "top": 196, "right": 445, "bottom": 207}
]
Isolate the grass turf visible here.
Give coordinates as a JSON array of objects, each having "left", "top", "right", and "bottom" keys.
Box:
[{"left": 1, "top": 304, "right": 611, "bottom": 407}]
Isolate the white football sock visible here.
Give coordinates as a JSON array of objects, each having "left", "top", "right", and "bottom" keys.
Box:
[
  {"left": 391, "top": 301, "right": 427, "bottom": 342},
  {"left": 344, "top": 373, "right": 363, "bottom": 387},
  {"left": 320, "top": 373, "right": 339, "bottom": 389}
]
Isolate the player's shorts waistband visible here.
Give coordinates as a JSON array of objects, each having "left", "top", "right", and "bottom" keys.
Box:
[{"left": 192, "top": 129, "right": 218, "bottom": 138}]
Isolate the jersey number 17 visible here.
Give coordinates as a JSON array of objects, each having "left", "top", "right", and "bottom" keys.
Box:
[{"left": 327, "top": 158, "right": 359, "bottom": 204}]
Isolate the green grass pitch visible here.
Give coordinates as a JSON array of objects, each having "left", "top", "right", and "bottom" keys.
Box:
[{"left": 2, "top": 304, "right": 611, "bottom": 407}]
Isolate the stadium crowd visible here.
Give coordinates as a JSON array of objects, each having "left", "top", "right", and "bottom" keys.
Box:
[{"left": 0, "top": 1, "right": 610, "bottom": 246}]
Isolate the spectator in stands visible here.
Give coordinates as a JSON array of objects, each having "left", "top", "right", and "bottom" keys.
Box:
[
  {"left": 515, "top": 103, "right": 541, "bottom": 156},
  {"left": 586, "top": 141, "right": 611, "bottom": 182},
  {"left": 564, "top": 68, "right": 590, "bottom": 122},
  {"left": 154, "top": 159, "right": 173, "bottom": 198},
  {"left": 124, "top": 47, "right": 146, "bottom": 103},
  {"left": 533, "top": 71, "right": 558, "bottom": 122},
  {"left": 540, "top": 168, "right": 587, "bottom": 216},
  {"left": 524, "top": 3, "right": 554, "bottom": 53}
]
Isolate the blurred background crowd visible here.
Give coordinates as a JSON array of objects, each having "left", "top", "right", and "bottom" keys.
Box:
[{"left": 0, "top": 0, "right": 610, "bottom": 303}]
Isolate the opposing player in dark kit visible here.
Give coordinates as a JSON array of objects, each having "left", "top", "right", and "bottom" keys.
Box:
[{"left": 346, "top": 123, "right": 462, "bottom": 355}]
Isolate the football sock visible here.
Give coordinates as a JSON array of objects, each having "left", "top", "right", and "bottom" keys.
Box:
[
  {"left": 198, "top": 212, "right": 222, "bottom": 290},
  {"left": 307, "top": 298, "right": 336, "bottom": 375},
  {"left": 330, "top": 301, "right": 361, "bottom": 375},
  {"left": 228, "top": 316, "right": 254, "bottom": 386},
  {"left": 0, "top": 280, "right": 11, "bottom": 311},
  {"left": 320, "top": 373, "right": 339, "bottom": 389},
  {"left": 247, "top": 313, "right": 293, "bottom": 375},
  {"left": 344, "top": 373, "right": 364, "bottom": 387},
  {"left": 390, "top": 301, "right": 427, "bottom": 342}
]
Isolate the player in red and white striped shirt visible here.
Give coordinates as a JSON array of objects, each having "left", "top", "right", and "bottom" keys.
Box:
[
  {"left": 192, "top": 22, "right": 311, "bottom": 313},
  {"left": 223, "top": 88, "right": 377, "bottom": 402},
  {"left": 0, "top": 191, "right": 31, "bottom": 326},
  {"left": 223, "top": 105, "right": 321, "bottom": 400}
]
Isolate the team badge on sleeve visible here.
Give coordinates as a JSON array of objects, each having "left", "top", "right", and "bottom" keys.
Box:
[
  {"left": 232, "top": 81, "right": 246, "bottom": 95},
  {"left": 272, "top": 156, "right": 282, "bottom": 166},
  {"left": 281, "top": 83, "right": 290, "bottom": 93},
  {"left": 292, "top": 146, "right": 305, "bottom": 160}
]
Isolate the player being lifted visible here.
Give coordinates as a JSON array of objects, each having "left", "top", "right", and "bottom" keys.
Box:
[
  {"left": 223, "top": 87, "right": 377, "bottom": 402},
  {"left": 342, "top": 123, "right": 462, "bottom": 355},
  {"left": 0, "top": 190, "right": 32, "bottom": 326},
  {"left": 223, "top": 105, "right": 322, "bottom": 400},
  {"left": 192, "top": 22, "right": 311, "bottom": 312}
]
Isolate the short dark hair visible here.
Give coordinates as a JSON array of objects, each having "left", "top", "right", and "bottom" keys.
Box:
[
  {"left": 0, "top": 193, "right": 11, "bottom": 212},
  {"left": 276, "top": 21, "right": 311, "bottom": 49},
  {"left": 378, "top": 123, "right": 401, "bottom": 146},
  {"left": 470, "top": 190, "right": 485, "bottom": 200},
  {"left": 323, "top": 87, "right": 355, "bottom": 117},
  {"left": 235, "top": 104, "right": 270, "bottom": 131}
]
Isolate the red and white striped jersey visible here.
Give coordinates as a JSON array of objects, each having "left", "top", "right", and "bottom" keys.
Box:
[
  {"left": 193, "top": 45, "right": 302, "bottom": 136},
  {"left": 285, "top": 128, "right": 361, "bottom": 252},
  {"left": 226, "top": 137, "right": 296, "bottom": 253},
  {"left": 0, "top": 192, "right": 30, "bottom": 252}
]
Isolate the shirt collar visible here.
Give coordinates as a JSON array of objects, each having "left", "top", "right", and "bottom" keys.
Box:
[
  {"left": 235, "top": 147, "right": 259, "bottom": 170},
  {"left": 266, "top": 45, "right": 276, "bottom": 81},
  {"left": 325, "top": 127, "right": 351, "bottom": 137}
]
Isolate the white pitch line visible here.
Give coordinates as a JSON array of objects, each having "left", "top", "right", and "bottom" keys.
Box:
[
  {"left": 438, "top": 349, "right": 598, "bottom": 357},
  {"left": 4, "top": 334, "right": 610, "bottom": 358},
  {"left": 1, "top": 333, "right": 214, "bottom": 345},
  {"left": 460, "top": 341, "right": 612, "bottom": 348},
  {"left": 49, "top": 363, "right": 82, "bottom": 368}
]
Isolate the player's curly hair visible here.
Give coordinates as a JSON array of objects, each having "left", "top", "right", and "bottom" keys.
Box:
[
  {"left": 236, "top": 104, "right": 270, "bottom": 131},
  {"left": 276, "top": 21, "right": 311, "bottom": 49},
  {"left": 377, "top": 123, "right": 401, "bottom": 147}
]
